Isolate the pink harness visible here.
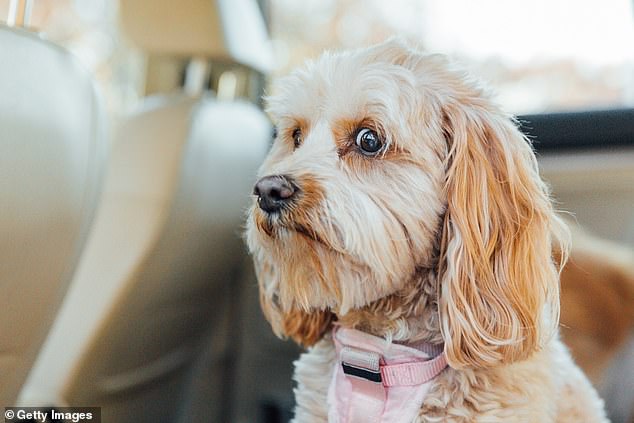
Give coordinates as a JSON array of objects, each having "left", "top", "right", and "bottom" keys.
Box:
[{"left": 328, "top": 326, "right": 448, "bottom": 423}]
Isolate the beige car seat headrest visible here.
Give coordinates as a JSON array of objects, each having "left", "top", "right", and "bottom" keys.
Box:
[
  {"left": 120, "top": 0, "right": 273, "bottom": 73},
  {"left": 0, "top": 24, "right": 107, "bottom": 405},
  {"left": 19, "top": 94, "right": 270, "bottom": 421}
]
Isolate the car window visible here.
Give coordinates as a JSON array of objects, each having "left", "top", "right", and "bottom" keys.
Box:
[{"left": 269, "top": 0, "right": 634, "bottom": 114}]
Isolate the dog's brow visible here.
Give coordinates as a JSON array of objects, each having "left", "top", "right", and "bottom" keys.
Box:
[{"left": 331, "top": 117, "right": 376, "bottom": 145}]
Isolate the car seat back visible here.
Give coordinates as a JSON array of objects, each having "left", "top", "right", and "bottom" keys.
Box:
[{"left": 0, "top": 20, "right": 106, "bottom": 405}]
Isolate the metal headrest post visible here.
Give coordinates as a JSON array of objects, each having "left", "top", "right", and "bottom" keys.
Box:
[
  {"left": 7, "top": 0, "right": 34, "bottom": 28},
  {"left": 183, "top": 57, "right": 210, "bottom": 97}
]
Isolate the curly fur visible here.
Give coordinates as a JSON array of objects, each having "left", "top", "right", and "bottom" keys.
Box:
[{"left": 246, "top": 38, "right": 608, "bottom": 422}]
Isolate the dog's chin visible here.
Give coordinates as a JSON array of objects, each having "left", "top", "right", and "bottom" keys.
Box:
[
  {"left": 251, "top": 206, "right": 335, "bottom": 250},
  {"left": 249, "top": 206, "right": 414, "bottom": 314}
]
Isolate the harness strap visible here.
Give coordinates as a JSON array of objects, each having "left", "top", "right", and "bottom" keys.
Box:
[
  {"left": 339, "top": 344, "right": 448, "bottom": 423},
  {"left": 341, "top": 347, "right": 384, "bottom": 422},
  {"left": 381, "top": 353, "right": 448, "bottom": 386}
]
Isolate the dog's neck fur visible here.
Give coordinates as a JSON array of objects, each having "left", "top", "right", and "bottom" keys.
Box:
[{"left": 337, "top": 266, "right": 444, "bottom": 345}]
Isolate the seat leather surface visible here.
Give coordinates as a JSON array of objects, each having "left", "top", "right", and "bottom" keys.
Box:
[{"left": 0, "top": 25, "right": 106, "bottom": 405}]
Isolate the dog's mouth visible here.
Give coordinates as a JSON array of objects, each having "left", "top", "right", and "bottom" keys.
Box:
[
  {"left": 292, "top": 222, "right": 331, "bottom": 246},
  {"left": 251, "top": 173, "right": 343, "bottom": 252},
  {"left": 252, "top": 204, "right": 336, "bottom": 250}
]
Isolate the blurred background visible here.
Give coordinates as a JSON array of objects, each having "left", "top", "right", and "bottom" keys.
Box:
[
  {"left": 1, "top": 0, "right": 632, "bottom": 114},
  {"left": 0, "top": 0, "right": 633, "bottom": 422}
]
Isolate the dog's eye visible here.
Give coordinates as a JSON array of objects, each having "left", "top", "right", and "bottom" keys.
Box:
[
  {"left": 355, "top": 128, "right": 383, "bottom": 155},
  {"left": 292, "top": 128, "right": 303, "bottom": 148}
]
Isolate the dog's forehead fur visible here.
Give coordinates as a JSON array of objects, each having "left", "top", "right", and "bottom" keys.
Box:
[
  {"left": 265, "top": 43, "right": 452, "bottom": 160},
  {"left": 268, "top": 53, "right": 417, "bottom": 125}
]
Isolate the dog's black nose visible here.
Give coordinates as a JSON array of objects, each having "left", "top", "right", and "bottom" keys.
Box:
[{"left": 253, "top": 175, "right": 296, "bottom": 213}]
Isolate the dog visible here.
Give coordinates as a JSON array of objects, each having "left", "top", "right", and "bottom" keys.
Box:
[{"left": 246, "top": 39, "right": 608, "bottom": 422}]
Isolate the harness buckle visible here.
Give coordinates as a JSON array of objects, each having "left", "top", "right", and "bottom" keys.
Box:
[{"left": 340, "top": 346, "right": 382, "bottom": 384}]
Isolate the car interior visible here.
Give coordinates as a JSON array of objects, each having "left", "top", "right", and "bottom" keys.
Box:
[{"left": 1, "top": 0, "right": 633, "bottom": 422}]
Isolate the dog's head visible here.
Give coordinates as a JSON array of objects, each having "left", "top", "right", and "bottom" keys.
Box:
[{"left": 246, "top": 39, "right": 566, "bottom": 368}]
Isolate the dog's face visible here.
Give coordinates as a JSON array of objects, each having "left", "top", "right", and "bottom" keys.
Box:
[
  {"left": 249, "top": 43, "right": 448, "bottom": 314},
  {"left": 246, "top": 39, "right": 565, "bottom": 368}
]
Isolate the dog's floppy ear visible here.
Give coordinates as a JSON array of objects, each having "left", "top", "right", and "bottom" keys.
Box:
[{"left": 438, "top": 98, "right": 567, "bottom": 369}]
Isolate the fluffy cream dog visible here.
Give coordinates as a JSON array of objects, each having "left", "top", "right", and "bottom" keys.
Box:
[{"left": 246, "top": 39, "right": 608, "bottom": 422}]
